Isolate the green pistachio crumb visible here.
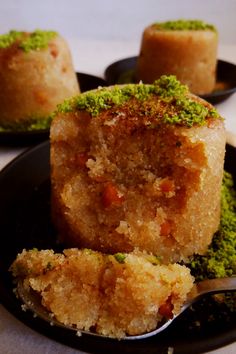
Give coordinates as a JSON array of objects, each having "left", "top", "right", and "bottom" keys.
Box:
[
  {"left": 154, "top": 19, "right": 217, "bottom": 32},
  {"left": 163, "top": 97, "right": 211, "bottom": 127},
  {"left": 114, "top": 253, "right": 126, "bottom": 263},
  {"left": 0, "top": 114, "right": 53, "bottom": 132},
  {"left": 0, "top": 30, "right": 22, "bottom": 48},
  {"left": 0, "top": 29, "right": 57, "bottom": 52},
  {"left": 19, "top": 30, "right": 57, "bottom": 52},
  {"left": 187, "top": 171, "right": 236, "bottom": 311},
  {"left": 188, "top": 171, "right": 236, "bottom": 280},
  {"left": 57, "top": 75, "right": 220, "bottom": 127},
  {"left": 153, "top": 75, "right": 188, "bottom": 98}
]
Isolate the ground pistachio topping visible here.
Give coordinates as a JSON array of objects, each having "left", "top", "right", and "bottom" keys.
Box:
[
  {"left": 114, "top": 253, "right": 126, "bottom": 264},
  {"left": 153, "top": 19, "right": 217, "bottom": 32},
  {"left": 0, "top": 30, "right": 22, "bottom": 48},
  {"left": 0, "top": 114, "right": 53, "bottom": 132},
  {"left": 0, "top": 29, "right": 57, "bottom": 52},
  {"left": 188, "top": 171, "right": 236, "bottom": 280},
  {"left": 57, "top": 75, "right": 220, "bottom": 127},
  {"left": 187, "top": 171, "right": 236, "bottom": 312}
]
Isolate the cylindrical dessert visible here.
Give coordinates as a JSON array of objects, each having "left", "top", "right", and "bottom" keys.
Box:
[
  {"left": 50, "top": 76, "right": 226, "bottom": 263},
  {"left": 135, "top": 20, "right": 218, "bottom": 95},
  {"left": 0, "top": 30, "right": 79, "bottom": 130}
]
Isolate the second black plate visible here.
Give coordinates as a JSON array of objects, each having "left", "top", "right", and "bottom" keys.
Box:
[
  {"left": 0, "top": 72, "right": 106, "bottom": 147},
  {"left": 105, "top": 57, "right": 236, "bottom": 104}
]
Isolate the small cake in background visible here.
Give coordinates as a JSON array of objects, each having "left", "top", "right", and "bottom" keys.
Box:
[
  {"left": 50, "top": 76, "right": 226, "bottom": 264},
  {"left": 0, "top": 30, "right": 80, "bottom": 131},
  {"left": 10, "top": 248, "right": 194, "bottom": 338},
  {"left": 135, "top": 19, "right": 218, "bottom": 95}
]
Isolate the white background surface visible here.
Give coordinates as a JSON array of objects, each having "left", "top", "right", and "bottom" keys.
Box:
[
  {"left": 0, "top": 1, "right": 236, "bottom": 353},
  {"left": 0, "top": 0, "right": 236, "bottom": 44}
]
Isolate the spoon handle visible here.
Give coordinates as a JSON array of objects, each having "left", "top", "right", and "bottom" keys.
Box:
[{"left": 196, "top": 276, "right": 236, "bottom": 296}]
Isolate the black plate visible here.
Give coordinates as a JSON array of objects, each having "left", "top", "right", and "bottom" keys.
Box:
[
  {"left": 0, "top": 141, "right": 236, "bottom": 354},
  {"left": 0, "top": 73, "right": 106, "bottom": 147},
  {"left": 105, "top": 57, "right": 236, "bottom": 104}
]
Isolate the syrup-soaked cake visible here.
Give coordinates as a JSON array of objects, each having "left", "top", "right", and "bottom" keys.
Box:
[
  {"left": 0, "top": 30, "right": 79, "bottom": 130},
  {"left": 10, "top": 248, "right": 194, "bottom": 338},
  {"left": 50, "top": 76, "right": 226, "bottom": 263},
  {"left": 135, "top": 20, "right": 218, "bottom": 95}
]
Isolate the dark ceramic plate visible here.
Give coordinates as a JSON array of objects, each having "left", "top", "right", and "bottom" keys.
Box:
[
  {"left": 105, "top": 57, "right": 236, "bottom": 104},
  {"left": 0, "top": 141, "right": 236, "bottom": 354},
  {"left": 0, "top": 73, "right": 106, "bottom": 147}
]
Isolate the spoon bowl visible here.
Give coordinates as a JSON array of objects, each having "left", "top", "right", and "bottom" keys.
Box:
[{"left": 16, "top": 276, "right": 236, "bottom": 340}]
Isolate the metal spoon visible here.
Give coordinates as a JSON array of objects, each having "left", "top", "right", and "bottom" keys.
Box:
[{"left": 16, "top": 276, "right": 236, "bottom": 340}]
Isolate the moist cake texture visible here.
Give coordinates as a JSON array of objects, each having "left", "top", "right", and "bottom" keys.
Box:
[
  {"left": 135, "top": 19, "right": 218, "bottom": 95},
  {"left": 10, "top": 248, "right": 194, "bottom": 338},
  {"left": 0, "top": 30, "right": 79, "bottom": 130},
  {"left": 50, "top": 76, "right": 226, "bottom": 263}
]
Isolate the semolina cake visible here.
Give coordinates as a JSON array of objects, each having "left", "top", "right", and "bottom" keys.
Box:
[
  {"left": 0, "top": 30, "right": 79, "bottom": 130},
  {"left": 50, "top": 76, "right": 226, "bottom": 263},
  {"left": 10, "top": 248, "right": 194, "bottom": 338},
  {"left": 135, "top": 19, "right": 218, "bottom": 95}
]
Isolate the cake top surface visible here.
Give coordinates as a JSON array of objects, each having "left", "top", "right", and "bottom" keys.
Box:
[
  {"left": 0, "top": 29, "right": 57, "bottom": 52},
  {"left": 152, "top": 19, "right": 217, "bottom": 32},
  {"left": 57, "top": 75, "right": 220, "bottom": 127}
]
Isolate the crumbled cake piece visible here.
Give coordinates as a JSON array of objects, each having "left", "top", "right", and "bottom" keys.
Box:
[{"left": 10, "top": 248, "right": 194, "bottom": 338}]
